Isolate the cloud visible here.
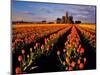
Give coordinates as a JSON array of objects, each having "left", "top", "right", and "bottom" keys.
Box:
[
  {"left": 74, "top": 14, "right": 95, "bottom": 23},
  {"left": 17, "top": 11, "right": 35, "bottom": 15},
  {"left": 75, "top": 14, "right": 88, "bottom": 18},
  {"left": 12, "top": 16, "right": 23, "bottom": 21},
  {"left": 12, "top": 15, "right": 55, "bottom": 22},
  {"left": 77, "top": 6, "right": 95, "bottom": 15},
  {"left": 31, "top": 15, "right": 55, "bottom": 21},
  {"left": 27, "top": 5, "right": 53, "bottom": 14}
]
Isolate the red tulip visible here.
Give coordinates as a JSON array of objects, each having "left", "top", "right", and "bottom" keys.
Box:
[
  {"left": 80, "top": 48, "right": 84, "bottom": 54},
  {"left": 72, "top": 41, "right": 75, "bottom": 45},
  {"left": 68, "top": 66, "right": 73, "bottom": 71},
  {"left": 71, "top": 61, "right": 76, "bottom": 68},
  {"left": 15, "top": 67, "right": 21, "bottom": 74},
  {"left": 77, "top": 59, "right": 81, "bottom": 64},
  {"left": 79, "top": 63, "right": 84, "bottom": 69}
]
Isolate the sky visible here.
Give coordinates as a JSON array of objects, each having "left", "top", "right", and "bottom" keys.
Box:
[{"left": 12, "top": 0, "right": 96, "bottom": 23}]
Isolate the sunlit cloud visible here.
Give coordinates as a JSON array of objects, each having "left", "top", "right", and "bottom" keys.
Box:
[{"left": 12, "top": 15, "right": 55, "bottom": 22}]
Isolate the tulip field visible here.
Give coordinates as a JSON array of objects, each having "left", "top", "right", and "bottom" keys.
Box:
[{"left": 12, "top": 24, "right": 96, "bottom": 74}]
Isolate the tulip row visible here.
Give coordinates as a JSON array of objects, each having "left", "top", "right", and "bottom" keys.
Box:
[
  {"left": 78, "top": 24, "right": 96, "bottom": 33},
  {"left": 57, "top": 26, "right": 87, "bottom": 71},
  {"left": 14, "top": 25, "right": 72, "bottom": 74},
  {"left": 77, "top": 25, "right": 96, "bottom": 48}
]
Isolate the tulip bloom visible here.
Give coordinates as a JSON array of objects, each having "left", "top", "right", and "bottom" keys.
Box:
[
  {"left": 30, "top": 48, "right": 32, "bottom": 52},
  {"left": 22, "top": 49, "right": 25, "bottom": 54},
  {"left": 80, "top": 48, "right": 84, "bottom": 54},
  {"left": 35, "top": 42, "right": 38, "bottom": 47},
  {"left": 71, "top": 61, "right": 76, "bottom": 68},
  {"left": 63, "top": 49, "right": 66, "bottom": 53},
  {"left": 77, "top": 59, "right": 81, "bottom": 64},
  {"left": 77, "top": 48, "right": 80, "bottom": 53},
  {"left": 62, "top": 61, "right": 66, "bottom": 66},
  {"left": 84, "top": 57, "right": 87, "bottom": 64},
  {"left": 41, "top": 44, "right": 45, "bottom": 50},
  {"left": 15, "top": 67, "right": 21, "bottom": 74},
  {"left": 57, "top": 50, "right": 60, "bottom": 56},
  {"left": 68, "top": 66, "right": 73, "bottom": 71},
  {"left": 79, "top": 63, "right": 84, "bottom": 69},
  {"left": 18, "top": 55, "right": 22, "bottom": 62}
]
